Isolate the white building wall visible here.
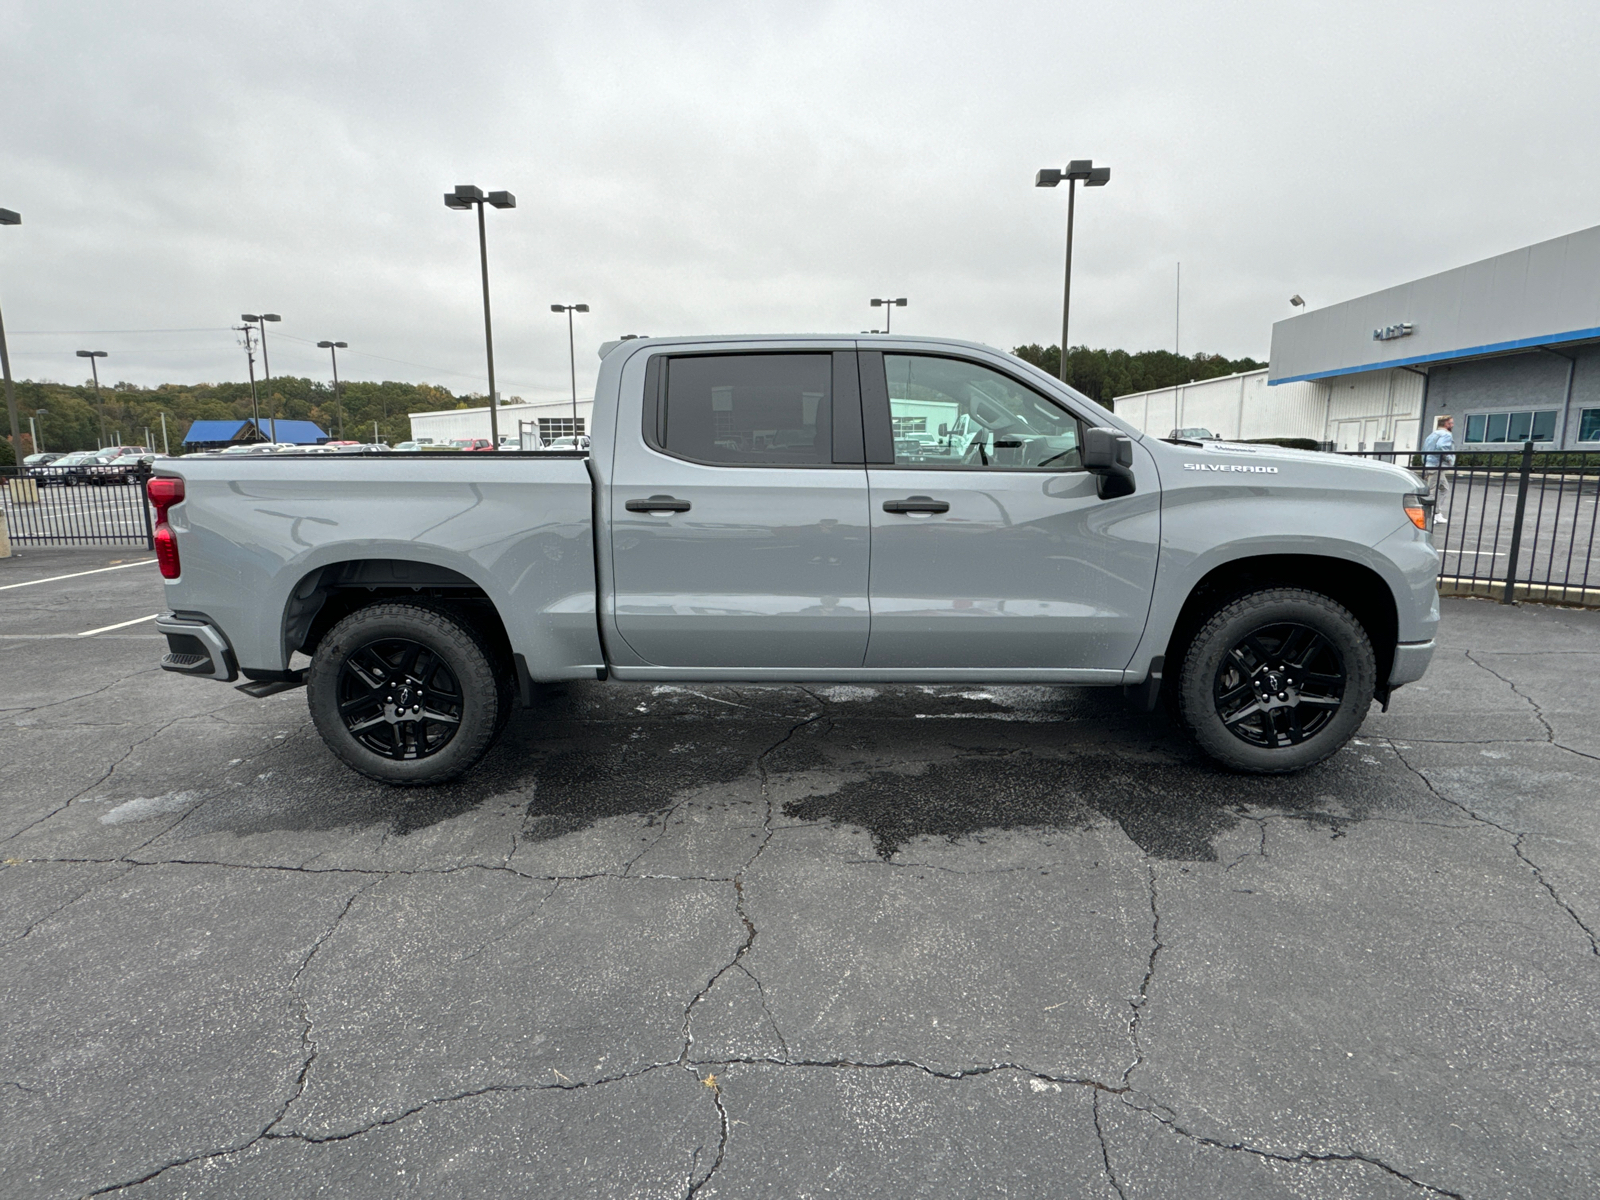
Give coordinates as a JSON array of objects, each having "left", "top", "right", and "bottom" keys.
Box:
[
  {"left": 1322, "top": 369, "right": 1426, "bottom": 452},
  {"left": 1113, "top": 370, "right": 1325, "bottom": 442},
  {"left": 1112, "top": 367, "right": 1423, "bottom": 451},
  {"left": 408, "top": 399, "right": 594, "bottom": 445}
]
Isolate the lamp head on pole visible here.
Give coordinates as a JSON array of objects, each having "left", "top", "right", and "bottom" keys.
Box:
[
  {"left": 1037, "top": 161, "right": 1110, "bottom": 187},
  {"left": 0, "top": 208, "right": 19, "bottom": 225},
  {"left": 1289, "top": 295, "right": 1306, "bottom": 308},
  {"left": 76, "top": 350, "right": 107, "bottom": 359},
  {"left": 260, "top": 313, "right": 280, "bottom": 323},
  {"left": 316, "top": 340, "right": 349, "bottom": 349}
]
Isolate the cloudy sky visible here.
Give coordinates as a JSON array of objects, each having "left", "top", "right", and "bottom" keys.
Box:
[{"left": 4, "top": 1, "right": 1598, "bottom": 404}]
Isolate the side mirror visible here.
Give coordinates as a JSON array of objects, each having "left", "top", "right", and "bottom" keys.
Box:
[
  {"left": 938, "top": 423, "right": 948, "bottom": 437},
  {"left": 1082, "top": 426, "right": 1136, "bottom": 499}
]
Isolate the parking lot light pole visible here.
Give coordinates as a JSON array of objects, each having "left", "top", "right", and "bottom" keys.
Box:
[
  {"left": 29, "top": 410, "right": 46, "bottom": 454},
  {"left": 1035, "top": 160, "right": 1109, "bottom": 381},
  {"left": 551, "top": 304, "right": 589, "bottom": 434},
  {"left": 868, "top": 297, "right": 906, "bottom": 333},
  {"left": 76, "top": 350, "right": 109, "bottom": 447},
  {"left": 1, "top": 208, "right": 22, "bottom": 461},
  {"left": 317, "top": 341, "right": 348, "bottom": 439},
  {"left": 445, "top": 185, "right": 516, "bottom": 450},
  {"left": 242, "top": 314, "right": 281, "bottom": 441}
]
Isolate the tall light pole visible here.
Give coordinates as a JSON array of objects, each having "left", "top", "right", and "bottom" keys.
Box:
[
  {"left": 241, "top": 313, "right": 281, "bottom": 441},
  {"left": 445, "top": 184, "right": 516, "bottom": 450},
  {"left": 317, "top": 341, "right": 348, "bottom": 440},
  {"left": 551, "top": 304, "right": 589, "bottom": 435},
  {"left": 30, "top": 409, "right": 46, "bottom": 454},
  {"left": 1, "top": 207, "right": 21, "bottom": 461},
  {"left": 868, "top": 297, "right": 906, "bottom": 333},
  {"left": 234, "top": 324, "right": 263, "bottom": 441},
  {"left": 76, "top": 350, "right": 109, "bottom": 447},
  {"left": 1035, "top": 160, "right": 1110, "bottom": 381}
]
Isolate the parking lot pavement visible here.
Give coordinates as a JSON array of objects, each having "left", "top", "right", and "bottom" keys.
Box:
[{"left": 1, "top": 554, "right": 1597, "bottom": 1199}]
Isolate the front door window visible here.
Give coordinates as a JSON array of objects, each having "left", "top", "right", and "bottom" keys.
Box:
[{"left": 885, "top": 355, "right": 1081, "bottom": 470}]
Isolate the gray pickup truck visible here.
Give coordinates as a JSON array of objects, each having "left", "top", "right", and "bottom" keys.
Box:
[{"left": 148, "top": 335, "right": 1439, "bottom": 782}]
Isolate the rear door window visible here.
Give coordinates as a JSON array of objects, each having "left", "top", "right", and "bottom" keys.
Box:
[{"left": 661, "top": 354, "right": 832, "bottom": 465}]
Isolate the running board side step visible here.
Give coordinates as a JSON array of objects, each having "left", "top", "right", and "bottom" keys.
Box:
[{"left": 236, "top": 670, "right": 306, "bottom": 698}]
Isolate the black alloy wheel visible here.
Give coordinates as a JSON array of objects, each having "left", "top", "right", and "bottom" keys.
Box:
[
  {"left": 1212, "top": 622, "right": 1346, "bottom": 748},
  {"left": 336, "top": 637, "right": 464, "bottom": 760},
  {"left": 1176, "top": 587, "right": 1375, "bottom": 774},
  {"left": 307, "top": 601, "right": 513, "bottom": 785}
]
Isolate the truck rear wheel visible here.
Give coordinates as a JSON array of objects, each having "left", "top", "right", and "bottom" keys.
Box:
[
  {"left": 1176, "top": 587, "right": 1375, "bottom": 774},
  {"left": 306, "top": 601, "right": 511, "bottom": 786}
]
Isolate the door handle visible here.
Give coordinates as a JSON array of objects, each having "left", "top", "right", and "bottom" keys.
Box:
[
  {"left": 882, "top": 495, "right": 950, "bottom": 514},
  {"left": 625, "top": 495, "right": 691, "bottom": 513}
]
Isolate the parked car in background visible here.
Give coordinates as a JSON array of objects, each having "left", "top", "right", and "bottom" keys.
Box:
[
  {"left": 1168, "top": 427, "right": 1217, "bottom": 441},
  {"left": 450, "top": 438, "right": 496, "bottom": 452},
  {"left": 331, "top": 442, "right": 392, "bottom": 454},
  {"left": 541, "top": 435, "right": 591, "bottom": 452},
  {"left": 35, "top": 450, "right": 117, "bottom": 485},
  {"left": 23, "top": 452, "right": 63, "bottom": 474}
]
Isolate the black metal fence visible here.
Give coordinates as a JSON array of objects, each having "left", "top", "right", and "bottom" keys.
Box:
[
  {"left": 1, "top": 465, "right": 156, "bottom": 548},
  {"left": 1343, "top": 445, "right": 1600, "bottom": 607}
]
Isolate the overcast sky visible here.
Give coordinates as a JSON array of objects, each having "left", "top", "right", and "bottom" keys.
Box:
[{"left": 4, "top": 0, "right": 1599, "bottom": 404}]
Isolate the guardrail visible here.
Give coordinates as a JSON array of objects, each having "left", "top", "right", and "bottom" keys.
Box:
[
  {"left": 1342, "top": 445, "right": 1600, "bottom": 607},
  {"left": 0, "top": 464, "right": 156, "bottom": 549}
]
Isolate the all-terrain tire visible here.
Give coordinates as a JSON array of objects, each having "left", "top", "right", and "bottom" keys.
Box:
[
  {"left": 306, "top": 601, "right": 509, "bottom": 786},
  {"left": 1176, "top": 587, "right": 1376, "bottom": 774}
]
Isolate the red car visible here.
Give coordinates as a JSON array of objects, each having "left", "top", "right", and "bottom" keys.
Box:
[{"left": 450, "top": 438, "right": 497, "bottom": 452}]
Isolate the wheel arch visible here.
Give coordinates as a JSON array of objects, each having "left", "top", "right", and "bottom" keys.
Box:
[
  {"left": 284, "top": 558, "right": 514, "bottom": 672},
  {"left": 1163, "top": 553, "right": 1399, "bottom": 696}
]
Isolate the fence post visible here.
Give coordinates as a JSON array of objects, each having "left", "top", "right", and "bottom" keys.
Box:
[
  {"left": 1501, "top": 440, "right": 1535, "bottom": 604},
  {"left": 138, "top": 466, "right": 155, "bottom": 551}
]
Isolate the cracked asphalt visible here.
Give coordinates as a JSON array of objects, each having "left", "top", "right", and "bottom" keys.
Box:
[{"left": 2, "top": 548, "right": 1598, "bottom": 1198}]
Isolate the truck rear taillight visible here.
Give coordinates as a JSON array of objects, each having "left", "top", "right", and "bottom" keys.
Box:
[
  {"left": 147, "top": 475, "right": 184, "bottom": 520},
  {"left": 154, "top": 523, "right": 180, "bottom": 578},
  {"left": 147, "top": 476, "right": 184, "bottom": 579}
]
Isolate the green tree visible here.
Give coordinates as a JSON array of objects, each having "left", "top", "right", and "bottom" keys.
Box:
[{"left": 1011, "top": 344, "right": 1265, "bottom": 408}]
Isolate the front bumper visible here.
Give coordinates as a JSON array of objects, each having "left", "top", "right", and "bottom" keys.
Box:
[
  {"left": 1389, "top": 639, "right": 1435, "bottom": 686},
  {"left": 155, "top": 613, "right": 239, "bottom": 682}
]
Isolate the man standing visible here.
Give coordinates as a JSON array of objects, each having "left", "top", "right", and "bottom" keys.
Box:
[{"left": 1420, "top": 415, "right": 1455, "bottom": 523}]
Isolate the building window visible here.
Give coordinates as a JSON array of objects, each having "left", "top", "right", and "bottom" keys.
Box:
[
  {"left": 891, "top": 415, "right": 928, "bottom": 437},
  {"left": 1579, "top": 409, "right": 1600, "bottom": 442},
  {"left": 538, "top": 418, "right": 586, "bottom": 442},
  {"left": 1462, "top": 410, "right": 1557, "bottom": 444}
]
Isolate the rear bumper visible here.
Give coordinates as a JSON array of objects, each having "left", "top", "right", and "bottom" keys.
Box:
[
  {"left": 1389, "top": 639, "right": 1435, "bottom": 686},
  {"left": 155, "top": 613, "right": 239, "bottom": 682}
]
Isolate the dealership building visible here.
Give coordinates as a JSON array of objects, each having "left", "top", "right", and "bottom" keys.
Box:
[{"left": 1114, "top": 222, "right": 1600, "bottom": 452}]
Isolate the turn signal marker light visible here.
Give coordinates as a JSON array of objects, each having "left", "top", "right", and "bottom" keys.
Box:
[{"left": 1404, "top": 496, "right": 1427, "bottom": 530}]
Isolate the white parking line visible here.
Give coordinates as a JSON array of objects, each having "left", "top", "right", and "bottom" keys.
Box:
[
  {"left": 77, "top": 613, "right": 159, "bottom": 637},
  {"left": 0, "top": 559, "right": 157, "bottom": 591}
]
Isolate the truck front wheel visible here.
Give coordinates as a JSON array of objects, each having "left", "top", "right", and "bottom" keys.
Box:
[
  {"left": 1176, "top": 587, "right": 1375, "bottom": 774},
  {"left": 306, "top": 601, "right": 511, "bottom": 786}
]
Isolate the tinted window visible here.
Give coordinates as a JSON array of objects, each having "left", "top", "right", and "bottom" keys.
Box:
[
  {"left": 663, "top": 354, "right": 832, "bottom": 465},
  {"left": 884, "top": 355, "right": 1080, "bottom": 470}
]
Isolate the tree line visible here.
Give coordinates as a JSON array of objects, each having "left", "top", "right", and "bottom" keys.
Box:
[
  {"left": 1, "top": 376, "right": 483, "bottom": 461},
  {"left": 1010, "top": 344, "right": 1265, "bottom": 407}
]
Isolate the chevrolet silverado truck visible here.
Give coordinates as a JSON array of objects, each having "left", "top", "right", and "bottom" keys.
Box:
[{"left": 148, "top": 335, "right": 1439, "bottom": 783}]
